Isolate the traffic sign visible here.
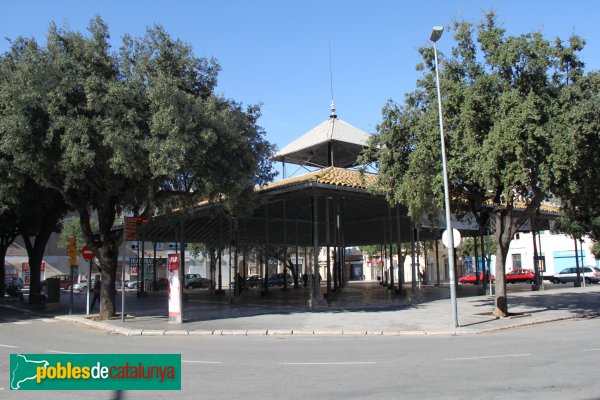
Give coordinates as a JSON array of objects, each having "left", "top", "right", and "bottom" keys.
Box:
[
  {"left": 442, "top": 228, "right": 462, "bottom": 248},
  {"left": 68, "top": 236, "right": 77, "bottom": 265},
  {"left": 81, "top": 245, "right": 95, "bottom": 261},
  {"left": 125, "top": 216, "right": 148, "bottom": 241}
]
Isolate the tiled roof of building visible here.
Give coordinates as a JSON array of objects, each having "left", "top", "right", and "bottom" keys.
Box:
[{"left": 258, "top": 167, "right": 378, "bottom": 192}]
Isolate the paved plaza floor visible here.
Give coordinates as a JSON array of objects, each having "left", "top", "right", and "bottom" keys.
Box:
[{"left": 3, "top": 281, "right": 600, "bottom": 336}]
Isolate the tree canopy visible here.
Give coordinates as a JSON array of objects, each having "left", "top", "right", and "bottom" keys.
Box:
[
  {"left": 362, "top": 11, "right": 594, "bottom": 316},
  {"left": 0, "top": 17, "right": 275, "bottom": 319}
]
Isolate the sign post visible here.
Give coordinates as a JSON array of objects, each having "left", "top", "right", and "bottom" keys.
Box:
[
  {"left": 168, "top": 254, "right": 182, "bottom": 323},
  {"left": 122, "top": 216, "right": 148, "bottom": 322},
  {"left": 67, "top": 237, "right": 77, "bottom": 316},
  {"left": 82, "top": 246, "right": 94, "bottom": 316}
]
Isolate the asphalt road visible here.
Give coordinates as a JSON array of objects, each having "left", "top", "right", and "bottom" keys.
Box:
[{"left": 1, "top": 305, "right": 599, "bottom": 400}]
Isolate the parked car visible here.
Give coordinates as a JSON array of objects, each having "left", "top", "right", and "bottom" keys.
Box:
[
  {"left": 185, "top": 276, "right": 211, "bottom": 289},
  {"left": 245, "top": 274, "right": 263, "bottom": 288},
  {"left": 267, "top": 273, "right": 294, "bottom": 287},
  {"left": 4, "top": 276, "right": 24, "bottom": 291},
  {"left": 506, "top": 269, "right": 536, "bottom": 284},
  {"left": 552, "top": 266, "right": 600, "bottom": 284},
  {"left": 126, "top": 280, "right": 139, "bottom": 289},
  {"left": 72, "top": 280, "right": 91, "bottom": 292},
  {"left": 458, "top": 272, "right": 495, "bottom": 285}
]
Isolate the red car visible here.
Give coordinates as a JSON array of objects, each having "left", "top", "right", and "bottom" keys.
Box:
[
  {"left": 506, "top": 268, "right": 535, "bottom": 284},
  {"left": 458, "top": 272, "right": 495, "bottom": 284}
]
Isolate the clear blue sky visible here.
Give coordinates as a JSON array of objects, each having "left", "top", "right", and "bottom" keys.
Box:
[{"left": 2, "top": 1, "right": 599, "bottom": 177}]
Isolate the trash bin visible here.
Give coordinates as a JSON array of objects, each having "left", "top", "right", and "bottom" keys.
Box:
[{"left": 46, "top": 277, "right": 61, "bottom": 303}]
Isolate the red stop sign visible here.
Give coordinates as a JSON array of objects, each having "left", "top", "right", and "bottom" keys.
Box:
[{"left": 81, "top": 245, "right": 95, "bottom": 261}]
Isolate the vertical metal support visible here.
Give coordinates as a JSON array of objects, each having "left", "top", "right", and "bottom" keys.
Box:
[
  {"left": 86, "top": 259, "right": 91, "bottom": 316},
  {"left": 388, "top": 207, "right": 394, "bottom": 290},
  {"left": 234, "top": 220, "right": 239, "bottom": 297},
  {"left": 435, "top": 234, "right": 441, "bottom": 287},
  {"left": 228, "top": 246, "right": 232, "bottom": 294},
  {"left": 69, "top": 265, "right": 74, "bottom": 316},
  {"left": 140, "top": 237, "right": 145, "bottom": 294},
  {"left": 282, "top": 160, "right": 286, "bottom": 179},
  {"left": 538, "top": 229, "right": 545, "bottom": 291},
  {"left": 153, "top": 242, "right": 157, "bottom": 292},
  {"left": 325, "top": 196, "right": 331, "bottom": 295},
  {"left": 531, "top": 217, "right": 540, "bottom": 291},
  {"left": 580, "top": 239, "right": 586, "bottom": 287},
  {"left": 179, "top": 222, "right": 185, "bottom": 316},
  {"left": 574, "top": 237, "right": 581, "bottom": 287},
  {"left": 333, "top": 199, "right": 339, "bottom": 291},
  {"left": 383, "top": 243, "right": 388, "bottom": 286},
  {"left": 295, "top": 219, "right": 299, "bottom": 288},
  {"left": 410, "top": 227, "right": 416, "bottom": 295},
  {"left": 264, "top": 202, "right": 270, "bottom": 294},
  {"left": 433, "top": 34, "right": 458, "bottom": 327},
  {"left": 218, "top": 218, "right": 223, "bottom": 293},
  {"left": 473, "top": 230, "right": 480, "bottom": 286},
  {"left": 484, "top": 230, "right": 493, "bottom": 296},
  {"left": 283, "top": 201, "right": 288, "bottom": 291},
  {"left": 416, "top": 229, "right": 421, "bottom": 290},
  {"left": 395, "top": 206, "right": 404, "bottom": 293},
  {"left": 339, "top": 198, "right": 345, "bottom": 287},
  {"left": 218, "top": 247, "right": 222, "bottom": 293},
  {"left": 423, "top": 239, "right": 428, "bottom": 285},
  {"left": 121, "top": 229, "right": 126, "bottom": 322},
  {"left": 310, "top": 195, "right": 321, "bottom": 308}
]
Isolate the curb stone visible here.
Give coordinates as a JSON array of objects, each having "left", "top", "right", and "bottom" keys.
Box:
[
  {"left": 50, "top": 312, "right": 585, "bottom": 337},
  {"left": 141, "top": 330, "right": 166, "bottom": 336},
  {"left": 188, "top": 330, "right": 215, "bottom": 336},
  {"left": 165, "top": 330, "right": 189, "bottom": 336}
]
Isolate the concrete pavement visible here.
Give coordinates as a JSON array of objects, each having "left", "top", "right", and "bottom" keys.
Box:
[{"left": 4, "top": 281, "right": 600, "bottom": 336}]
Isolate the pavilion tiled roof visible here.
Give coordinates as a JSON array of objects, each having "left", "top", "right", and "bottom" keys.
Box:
[{"left": 258, "top": 167, "right": 378, "bottom": 192}]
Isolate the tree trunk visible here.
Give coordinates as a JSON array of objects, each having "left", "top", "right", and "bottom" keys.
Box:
[
  {"left": 492, "top": 209, "right": 514, "bottom": 317},
  {"left": 0, "top": 232, "right": 18, "bottom": 298},
  {"left": 22, "top": 214, "right": 56, "bottom": 305},
  {"left": 0, "top": 244, "right": 8, "bottom": 298},
  {"left": 79, "top": 206, "right": 121, "bottom": 320}
]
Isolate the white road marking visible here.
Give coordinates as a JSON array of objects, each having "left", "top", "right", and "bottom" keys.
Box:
[
  {"left": 40, "top": 318, "right": 56, "bottom": 323},
  {"left": 589, "top": 349, "right": 600, "bottom": 351},
  {"left": 47, "top": 350, "right": 80, "bottom": 354},
  {"left": 280, "top": 362, "right": 376, "bottom": 366},
  {"left": 445, "top": 353, "right": 532, "bottom": 361},
  {"left": 0, "top": 344, "right": 18, "bottom": 348},
  {"left": 182, "top": 360, "right": 223, "bottom": 364},
  {"left": 12, "top": 321, "right": 30, "bottom": 325}
]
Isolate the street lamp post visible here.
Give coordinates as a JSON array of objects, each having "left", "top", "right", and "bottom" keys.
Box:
[{"left": 431, "top": 26, "right": 458, "bottom": 328}]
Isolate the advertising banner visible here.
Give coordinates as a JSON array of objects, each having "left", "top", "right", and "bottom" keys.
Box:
[{"left": 167, "top": 254, "right": 181, "bottom": 322}]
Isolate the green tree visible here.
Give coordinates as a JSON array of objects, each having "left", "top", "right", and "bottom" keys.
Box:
[
  {"left": 591, "top": 242, "right": 600, "bottom": 260},
  {"left": 552, "top": 71, "right": 600, "bottom": 241},
  {"left": 0, "top": 39, "right": 71, "bottom": 302},
  {"left": 57, "top": 216, "right": 99, "bottom": 252},
  {"left": 362, "top": 12, "right": 589, "bottom": 317},
  {"left": 0, "top": 18, "right": 274, "bottom": 319}
]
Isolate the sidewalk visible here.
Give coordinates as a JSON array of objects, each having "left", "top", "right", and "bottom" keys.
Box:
[{"left": 5, "top": 282, "right": 600, "bottom": 336}]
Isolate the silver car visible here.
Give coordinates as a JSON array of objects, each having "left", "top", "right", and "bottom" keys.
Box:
[{"left": 552, "top": 266, "right": 600, "bottom": 284}]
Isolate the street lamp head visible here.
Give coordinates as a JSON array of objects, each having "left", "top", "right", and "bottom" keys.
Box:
[{"left": 430, "top": 26, "right": 444, "bottom": 42}]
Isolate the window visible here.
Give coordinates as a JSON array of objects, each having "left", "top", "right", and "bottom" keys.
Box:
[{"left": 512, "top": 254, "right": 522, "bottom": 269}]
